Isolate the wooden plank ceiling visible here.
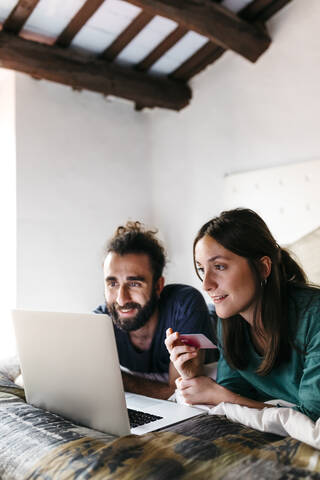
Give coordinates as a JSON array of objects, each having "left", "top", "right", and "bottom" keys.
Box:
[{"left": 0, "top": 0, "right": 292, "bottom": 111}]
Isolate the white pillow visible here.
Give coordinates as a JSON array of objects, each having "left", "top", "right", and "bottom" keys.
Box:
[{"left": 288, "top": 226, "right": 320, "bottom": 284}]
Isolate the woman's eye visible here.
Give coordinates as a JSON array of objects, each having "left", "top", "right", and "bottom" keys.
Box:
[
  {"left": 215, "top": 264, "right": 225, "bottom": 271},
  {"left": 197, "top": 267, "right": 205, "bottom": 277}
]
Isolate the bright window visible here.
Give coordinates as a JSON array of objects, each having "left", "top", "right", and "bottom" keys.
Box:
[{"left": 0, "top": 69, "right": 17, "bottom": 360}]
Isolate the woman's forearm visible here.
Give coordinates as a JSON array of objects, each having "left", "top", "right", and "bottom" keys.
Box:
[
  {"left": 216, "top": 383, "right": 272, "bottom": 409},
  {"left": 178, "top": 376, "right": 273, "bottom": 409}
]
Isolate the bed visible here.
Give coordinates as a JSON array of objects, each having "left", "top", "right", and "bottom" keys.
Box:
[{"left": 1, "top": 370, "right": 320, "bottom": 480}]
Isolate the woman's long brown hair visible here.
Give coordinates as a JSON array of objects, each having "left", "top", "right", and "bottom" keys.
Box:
[{"left": 193, "top": 208, "right": 308, "bottom": 375}]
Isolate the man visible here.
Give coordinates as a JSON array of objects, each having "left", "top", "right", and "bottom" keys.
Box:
[{"left": 94, "top": 221, "right": 215, "bottom": 399}]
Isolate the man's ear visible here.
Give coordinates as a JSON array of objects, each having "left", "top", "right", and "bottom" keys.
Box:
[
  {"left": 259, "top": 256, "right": 272, "bottom": 281},
  {"left": 155, "top": 276, "right": 165, "bottom": 297}
]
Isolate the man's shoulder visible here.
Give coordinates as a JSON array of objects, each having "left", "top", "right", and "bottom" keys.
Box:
[
  {"left": 159, "top": 284, "right": 215, "bottom": 347},
  {"left": 93, "top": 303, "right": 109, "bottom": 314},
  {"left": 160, "top": 283, "right": 207, "bottom": 311},
  {"left": 161, "top": 283, "right": 203, "bottom": 300}
]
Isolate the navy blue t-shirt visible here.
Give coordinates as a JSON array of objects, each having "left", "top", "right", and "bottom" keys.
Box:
[{"left": 94, "top": 283, "right": 214, "bottom": 374}]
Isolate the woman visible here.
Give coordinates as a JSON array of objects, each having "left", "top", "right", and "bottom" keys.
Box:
[{"left": 165, "top": 208, "right": 320, "bottom": 421}]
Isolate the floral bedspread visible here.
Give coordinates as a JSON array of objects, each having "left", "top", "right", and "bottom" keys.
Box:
[{"left": 1, "top": 372, "right": 319, "bottom": 480}]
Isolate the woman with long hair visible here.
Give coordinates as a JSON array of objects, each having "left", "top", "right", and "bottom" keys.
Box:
[{"left": 165, "top": 208, "right": 320, "bottom": 421}]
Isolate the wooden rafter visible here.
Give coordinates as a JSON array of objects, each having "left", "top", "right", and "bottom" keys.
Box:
[
  {"left": 101, "top": 11, "right": 154, "bottom": 61},
  {"left": 134, "top": 0, "right": 223, "bottom": 73},
  {"left": 171, "top": 0, "right": 292, "bottom": 81},
  {"left": 240, "top": 0, "right": 277, "bottom": 20},
  {"left": 172, "top": 43, "right": 224, "bottom": 81},
  {"left": 56, "top": 0, "right": 105, "bottom": 48},
  {"left": 0, "top": 31, "right": 191, "bottom": 110},
  {"left": 241, "top": 0, "right": 293, "bottom": 22},
  {"left": 3, "top": 0, "right": 40, "bottom": 34},
  {"left": 136, "top": 25, "right": 187, "bottom": 72},
  {"left": 125, "top": 0, "right": 271, "bottom": 63}
]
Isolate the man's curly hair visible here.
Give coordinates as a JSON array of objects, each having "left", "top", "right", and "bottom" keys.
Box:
[{"left": 105, "top": 221, "right": 166, "bottom": 281}]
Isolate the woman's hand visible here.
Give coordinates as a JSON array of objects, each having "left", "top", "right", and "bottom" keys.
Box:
[
  {"left": 176, "top": 376, "right": 218, "bottom": 405},
  {"left": 176, "top": 376, "right": 236, "bottom": 406},
  {"left": 176, "top": 376, "right": 272, "bottom": 410},
  {"left": 165, "top": 328, "right": 204, "bottom": 379}
]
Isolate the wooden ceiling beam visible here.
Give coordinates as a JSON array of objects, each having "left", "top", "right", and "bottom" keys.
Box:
[
  {"left": 101, "top": 11, "right": 154, "bottom": 61},
  {"left": 134, "top": 0, "right": 224, "bottom": 73},
  {"left": 0, "top": 31, "right": 191, "bottom": 111},
  {"left": 171, "top": 0, "right": 292, "bottom": 81},
  {"left": 240, "top": 0, "right": 293, "bottom": 22},
  {"left": 125, "top": 0, "right": 271, "bottom": 62},
  {"left": 56, "top": 0, "right": 106, "bottom": 48},
  {"left": 3, "top": 0, "right": 40, "bottom": 34},
  {"left": 172, "top": 43, "right": 224, "bottom": 81},
  {"left": 136, "top": 25, "right": 187, "bottom": 72},
  {"left": 240, "top": 0, "right": 277, "bottom": 20}
]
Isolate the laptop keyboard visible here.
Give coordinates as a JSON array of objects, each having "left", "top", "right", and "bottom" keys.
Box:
[{"left": 127, "top": 408, "right": 163, "bottom": 428}]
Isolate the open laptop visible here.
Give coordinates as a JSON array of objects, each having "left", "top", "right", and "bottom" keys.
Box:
[{"left": 12, "top": 310, "right": 204, "bottom": 436}]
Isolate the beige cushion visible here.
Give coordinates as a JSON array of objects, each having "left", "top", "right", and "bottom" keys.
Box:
[{"left": 288, "top": 227, "right": 320, "bottom": 285}]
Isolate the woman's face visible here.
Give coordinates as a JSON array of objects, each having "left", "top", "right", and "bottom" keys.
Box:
[{"left": 195, "top": 235, "right": 259, "bottom": 324}]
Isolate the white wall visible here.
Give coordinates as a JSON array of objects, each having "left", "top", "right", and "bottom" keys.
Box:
[
  {"left": 16, "top": 77, "right": 152, "bottom": 312},
  {"left": 149, "top": 0, "right": 320, "bottom": 289},
  {"left": 14, "top": 0, "right": 320, "bottom": 313},
  {"left": 0, "top": 69, "right": 17, "bottom": 358}
]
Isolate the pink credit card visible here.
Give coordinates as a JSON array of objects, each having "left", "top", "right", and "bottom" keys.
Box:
[{"left": 179, "top": 334, "right": 217, "bottom": 349}]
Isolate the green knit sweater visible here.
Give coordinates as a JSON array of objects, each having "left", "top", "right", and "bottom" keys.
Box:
[{"left": 216, "top": 286, "right": 320, "bottom": 421}]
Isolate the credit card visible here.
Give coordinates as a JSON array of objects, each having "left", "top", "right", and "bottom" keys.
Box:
[{"left": 179, "top": 334, "right": 217, "bottom": 349}]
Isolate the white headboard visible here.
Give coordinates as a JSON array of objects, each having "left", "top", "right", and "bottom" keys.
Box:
[{"left": 224, "top": 159, "right": 320, "bottom": 245}]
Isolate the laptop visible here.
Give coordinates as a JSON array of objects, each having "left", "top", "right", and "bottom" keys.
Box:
[{"left": 12, "top": 310, "right": 203, "bottom": 436}]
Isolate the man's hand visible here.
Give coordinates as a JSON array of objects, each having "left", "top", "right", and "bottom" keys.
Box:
[
  {"left": 165, "top": 328, "right": 204, "bottom": 380},
  {"left": 121, "top": 371, "right": 176, "bottom": 400}
]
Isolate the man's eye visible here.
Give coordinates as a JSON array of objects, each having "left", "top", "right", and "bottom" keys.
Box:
[
  {"left": 129, "top": 281, "right": 141, "bottom": 287},
  {"left": 107, "top": 281, "right": 117, "bottom": 288}
]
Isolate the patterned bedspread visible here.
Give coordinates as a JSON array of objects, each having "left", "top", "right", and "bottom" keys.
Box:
[{"left": 1, "top": 372, "right": 320, "bottom": 480}]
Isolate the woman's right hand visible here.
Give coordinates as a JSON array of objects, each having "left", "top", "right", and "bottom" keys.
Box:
[{"left": 165, "top": 328, "right": 204, "bottom": 379}]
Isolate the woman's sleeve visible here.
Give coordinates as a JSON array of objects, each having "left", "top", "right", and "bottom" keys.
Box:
[
  {"left": 217, "top": 351, "right": 260, "bottom": 400},
  {"left": 295, "top": 315, "right": 320, "bottom": 421},
  {"left": 216, "top": 319, "right": 260, "bottom": 400}
]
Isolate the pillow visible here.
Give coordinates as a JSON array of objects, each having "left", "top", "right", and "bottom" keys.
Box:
[
  {"left": 288, "top": 226, "right": 320, "bottom": 284},
  {"left": 0, "top": 355, "right": 21, "bottom": 383}
]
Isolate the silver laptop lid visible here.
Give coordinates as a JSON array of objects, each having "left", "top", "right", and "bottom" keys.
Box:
[{"left": 12, "top": 310, "right": 131, "bottom": 436}]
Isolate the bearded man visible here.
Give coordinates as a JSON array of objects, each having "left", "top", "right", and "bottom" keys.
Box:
[{"left": 94, "top": 221, "right": 214, "bottom": 399}]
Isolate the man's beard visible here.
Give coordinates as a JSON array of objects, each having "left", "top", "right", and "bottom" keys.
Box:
[{"left": 107, "top": 286, "right": 159, "bottom": 332}]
